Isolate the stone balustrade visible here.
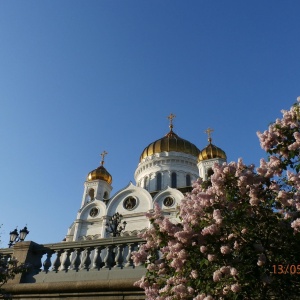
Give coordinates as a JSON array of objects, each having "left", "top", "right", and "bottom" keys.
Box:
[
  {"left": 0, "top": 237, "right": 146, "bottom": 299},
  {"left": 40, "top": 236, "right": 142, "bottom": 273},
  {"left": 0, "top": 236, "right": 144, "bottom": 276}
]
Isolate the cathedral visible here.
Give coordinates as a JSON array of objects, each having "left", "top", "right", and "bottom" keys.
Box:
[{"left": 65, "top": 114, "right": 227, "bottom": 242}]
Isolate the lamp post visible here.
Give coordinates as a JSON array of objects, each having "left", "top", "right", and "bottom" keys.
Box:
[
  {"left": 8, "top": 226, "right": 29, "bottom": 248},
  {"left": 105, "top": 213, "right": 127, "bottom": 237}
]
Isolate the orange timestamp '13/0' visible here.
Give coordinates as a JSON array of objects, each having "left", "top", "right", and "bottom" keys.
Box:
[{"left": 272, "top": 265, "right": 300, "bottom": 275}]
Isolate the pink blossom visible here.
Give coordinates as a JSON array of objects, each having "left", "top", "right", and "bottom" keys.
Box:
[
  {"left": 220, "top": 266, "right": 231, "bottom": 274},
  {"left": 220, "top": 245, "right": 231, "bottom": 255},
  {"left": 190, "top": 270, "right": 198, "bottom": 279},
  {"left": 230, "top": 267, "right": 238, "bottom": 276},
  {"left": 213, "top": 209, "right": 222, "bottom": 220},
  {"left": 234, "top": 241, "right": 240, "bottom": 250},
  {"left": 171, "top": 284, "right": 188, "bottom": 298},
  {"left": 249, "top": 198, "right": 259, "bottom": 206},
  {"left": 170, "top": 258, "right": 184, "bottom": 270},
  {"left": 223, "top": 285, "right": 230, "bottom": 295},
  {"left": 178, "top": 249, "right": 187, "bottom": 259},
  {"left": 291, "top": 218, "right": 300, "bottom": 232},
  {"left": 202, "top": 224, "right": 219, "bottom": 236},
  {"left": 213, "top": 270, "right": 222, "bottom": 282},
  {"left": 207, "top": 254, "right": 216, "bottom": 262},
  {"left": 231, "top": 283, "right": 241, "bottom": 293},
  {"left": 200, "top": 246, "right": 207, "bottom": 253},
  {"left": 228, "top": 233, "right": 235, "bottom": 240},
  {"left": 132, "top": 249, "right": 148, "bottom": 265},
  {"left": 193, "top": 295, "right": 207, "bottom": 300}
]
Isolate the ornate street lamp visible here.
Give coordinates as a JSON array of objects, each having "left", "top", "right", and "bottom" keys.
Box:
[
  {"left": 8, "top": 226, "right": 29, "bottom": 247},
  {"left": 105, "top": 213, "right": 127, "bottom": 237}
]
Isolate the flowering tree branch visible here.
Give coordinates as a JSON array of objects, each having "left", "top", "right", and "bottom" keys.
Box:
[{"left": 133, "top": 97, "right": 300, "bottom": 299}]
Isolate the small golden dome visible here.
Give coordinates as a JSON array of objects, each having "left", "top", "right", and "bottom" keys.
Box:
[
  {"left": 87, "top": 165, "right": 112, "bottom": 184},
  {"left": 87, "top": 151, "right": 112, "bottom": 184},
  {"left": 140, "top": 129, "right": 200, "bottom": 162},
  {"left": 198, "top": 141, "right": 226, "bottom": 162}
]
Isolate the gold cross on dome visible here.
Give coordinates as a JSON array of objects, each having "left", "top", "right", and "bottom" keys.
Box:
[
  {"left": 100, "top": 151, "right": 108, "bottom": 165},
  {"left": 205, "top": 127, "right": 214, "bottom": 143},
  {"left": 167, "top": 113, "right": 176, "bottom": 130}
]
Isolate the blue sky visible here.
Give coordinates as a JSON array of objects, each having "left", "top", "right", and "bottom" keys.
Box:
[{"left": 0, "top": 1, "right": 299, "bottom": 246}]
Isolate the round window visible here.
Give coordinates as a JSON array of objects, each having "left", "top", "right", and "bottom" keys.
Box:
[
  {"left": 89, "top": 207, "right": 99, "bottom": 217},
  {"left": 123, "top": 197, "right": 137, "bottom": 210},
  {"left": 163, "top": 197, "right": 174, "bottom": 207}
]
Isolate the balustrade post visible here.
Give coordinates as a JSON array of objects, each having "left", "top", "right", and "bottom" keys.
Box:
[
  {"left": 102, "top": 245, "right": 113, "bottom": 269},
  {"left": 60, "top": 249, "right": 72, "bottom": 272},
  {"left": 114, "top": 244, "right": 124, "bottom": 268},
  {"left": 51, "top": 250, "right": 62, "bottom": 272},
  {"left": 42, "top": 251, "right": 53, "bottom": 273},
  {"left": 80, "top": 247, "right": 91, "bottom": 270},
  {"left": 124, "top": 243, "right": 135, "bottom": 268},
  {"left": 91, "top": 246, "right": 104, "bottom": 270},
  {"left": 69, "top": 248, "right": 82, "bottom": 271}
]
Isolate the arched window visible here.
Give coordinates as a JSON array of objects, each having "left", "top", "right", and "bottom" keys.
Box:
[
  {"left": 171, "top": 172, "right": 177, "bottom": 188},
  {"left": 88, "top": 188, "right": 95, "bottom": 201},
  {"left": 156, "top": 173, "right": 162, "bottom": 190},
  {"left": 186, "top": 174, "right": 191, "bottom": 186},
  {"left": 103, "top": 191, "right": 108, "bottom": 199},
  {"left": 207, "top": 168, "right": 214, "bottom": 178}
]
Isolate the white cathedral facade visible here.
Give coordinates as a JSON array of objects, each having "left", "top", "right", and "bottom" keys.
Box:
[{"left": 65, "top": 116, "right": 227, "bottom": 242}]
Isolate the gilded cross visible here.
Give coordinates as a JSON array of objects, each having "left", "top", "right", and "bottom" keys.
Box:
[
  {"left": 100, "top": 151, "right": 108, "bottom": 165},
  {"left": 205, "top": 128, "right": 214, "bottom": 143},
  {"left": 167, "top": 113, "right": 176, "bottom": 129}
]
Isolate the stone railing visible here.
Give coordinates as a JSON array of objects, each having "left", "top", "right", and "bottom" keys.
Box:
[
  {"left": 39, "top": 236, "right": 143, "bottom": 273},
  {"left": 0, "top": 237, "right": 143, "bottom": 274},
  {"left": 0, "top": 237, "right": 146, "bottom": 299},
  {"left": 0, "top": 236, "right": 145, "bottom": 283}
]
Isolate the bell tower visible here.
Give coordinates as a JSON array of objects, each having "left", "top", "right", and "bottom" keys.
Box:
[
  {"left": 81, "top": 151, "right": 113, "bottom": 207},
  {"left": 197, "top": 128, "right": 227, "bottom": 181},
  {"left": 65, "top": 151, "right": 113, "bottom": 242}
]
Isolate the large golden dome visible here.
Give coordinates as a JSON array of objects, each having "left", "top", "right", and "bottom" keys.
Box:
[
  {"left": 140, "top": 129, "right": 200, "bottom": 162},
  {"left": 198, "top": 140, "right": 226, "bottom": 162},
  {"left": 87, "top": 151, "right": 112, "bottom": 184}
]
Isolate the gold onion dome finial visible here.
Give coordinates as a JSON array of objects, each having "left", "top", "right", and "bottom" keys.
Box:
[
  {"left": 100, "top": 150, "right": 108, "bottom": 166},
  {"left": 87, "top": 150, "right": 112, "bottom": 184},
  {"left": 139, "top": 113, "right": 200, "bottom": 161},
  {"left": 198, "top": 128, "right": 227, "bottom": 162},
  {"left": 205, "top": 127, "right": 214, "bottom": 144},
  {"left": 167, "top": 113, "right": 176, "bottom": 131}
]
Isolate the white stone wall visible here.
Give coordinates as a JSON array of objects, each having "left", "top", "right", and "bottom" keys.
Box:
[
  {"left": 135, "top": 152, "right": 199, "bottom": 192},
  {"left": 81, "top": 180, "right": 112, "bottom": 208},
  {"left": 66, "top": 182, "right": 186, "bottom": 241}
]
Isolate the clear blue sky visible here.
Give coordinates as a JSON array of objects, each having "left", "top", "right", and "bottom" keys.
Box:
[{"left": 0, "top": 1, "right": 299, "bottom": 246}]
